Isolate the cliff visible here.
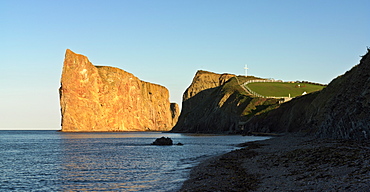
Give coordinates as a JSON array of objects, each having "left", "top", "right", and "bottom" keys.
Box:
[
  {"left": 59, "top": 49, "right": 178, "bottom": 132},
  {"left": 171, "top": 71, "right": 281, "bottom": 133},
  {"left": 182, "top": 70, "right": 236, "bottom": 101},
  {"left": 245, "top": 48, "right": 370, "bottom": 140}
]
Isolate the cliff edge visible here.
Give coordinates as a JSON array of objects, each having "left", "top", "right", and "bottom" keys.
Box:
[
  {"left": 245, "top": 48, "right": 370, "bottom": 140},
  {"left": 171, "top": 71, "right": 280, "bottom": 133},
  {"left": 59, "top": 49, "right": 178, "bottom": 132}
]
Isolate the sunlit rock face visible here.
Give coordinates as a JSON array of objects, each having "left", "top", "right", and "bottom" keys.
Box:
[
  {"left": 171, "top": 70, "right": 236, "bottom": 133},
  {"left": 59, "top": 49, "right": 178, "bottom": 132},
  {"left": 182, "top": 70, "right": 236, "bottom": 101},
  {"left": 170, "top": 103, "right": 180, "bottom": 126}
]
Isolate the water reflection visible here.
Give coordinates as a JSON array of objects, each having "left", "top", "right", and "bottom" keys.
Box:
[
  {"left": 58, "top": 132, "right": 186, "bottom": 191},
  {"left": 0, "top": 131, "right": 270, "bottom": 191},
  {"left": 55, "top": 132, "right": 269, "bottom": 191},
  {"left": 59, "top": 132, "right": 185, "bottom": 139}
]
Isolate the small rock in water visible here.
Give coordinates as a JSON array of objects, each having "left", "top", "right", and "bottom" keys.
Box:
[{"left": 152, "top": 137, "right": 173, "bottom": 145}]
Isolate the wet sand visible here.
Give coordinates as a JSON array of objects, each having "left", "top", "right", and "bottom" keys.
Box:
[{"left": 179, "top": 134, "right": 370, "bottom": 191}]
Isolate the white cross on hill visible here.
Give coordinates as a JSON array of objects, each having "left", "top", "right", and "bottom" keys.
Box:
[{"left": 244, "top": 65, "right": 248, "bottom": 77}]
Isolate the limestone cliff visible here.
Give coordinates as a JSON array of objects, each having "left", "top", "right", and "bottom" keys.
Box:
[
  {"left": 183, "top": 70, "right": 236, "bottom": 101},
  {"left": 245, "top": 48, "right": 370, "bottom": 140},
  {"left": 171, "top": 71, "right": 280, "bottom": 133},
  {"left": 180, "top": 71, "right": 236, "bottom": 119},
  {"left": 170, "top": 103, "right": 180, "bottom": 126},
  {"left": 59, "top": 49, "right": 178, "bottom": 132}
]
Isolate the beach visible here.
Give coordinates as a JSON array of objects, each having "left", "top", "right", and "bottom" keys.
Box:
[{"left": 179, "top": 134, "right": 370, "bottom": 191}]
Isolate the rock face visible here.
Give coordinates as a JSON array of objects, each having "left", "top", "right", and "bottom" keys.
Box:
[
  {"left": 182, "top": 70, "right": 236, "bottom": 101},
  {"left": 180, "top": 71, "right": 237, "bottom": 122},
  {"left": 245, "top": 49, "right": 370, "bottom": 140},
  {"left": 59, "top": 49, "right": 178, "bottom": 132},
  {"left": 171, "top": 71, "right": 280, "bottom": 133},
  {"left": 170, "top": 103, "right": 180, "bottom": 127}
]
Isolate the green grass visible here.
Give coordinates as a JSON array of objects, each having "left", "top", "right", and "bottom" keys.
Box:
[{"left": 247, "top": 82, "right": 325, "bottom": 97}]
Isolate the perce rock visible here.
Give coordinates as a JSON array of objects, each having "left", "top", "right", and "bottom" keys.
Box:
[{"left": 59, "top": 49, "right": 178, "bottom": 132}]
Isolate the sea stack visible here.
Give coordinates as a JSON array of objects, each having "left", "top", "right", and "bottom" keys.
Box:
[{"left": 59, "top": 49, "right": 178, "bottom": 132}]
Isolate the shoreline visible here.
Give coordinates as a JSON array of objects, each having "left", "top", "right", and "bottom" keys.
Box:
[{"left": 179, "top": 133, "right": 370, "bottom": 191}]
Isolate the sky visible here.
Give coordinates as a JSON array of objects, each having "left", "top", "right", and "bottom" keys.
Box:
[{"left": 1, "top": 0, "right": 369, "bottom": 129}]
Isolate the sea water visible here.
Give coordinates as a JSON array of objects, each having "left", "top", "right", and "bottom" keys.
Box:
[{"left": 0, "top": 131, "right": 269, "bottom": 191}]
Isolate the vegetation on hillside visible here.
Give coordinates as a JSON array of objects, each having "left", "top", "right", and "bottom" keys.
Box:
[
  {"left": 247, "top": 82, "right": 326, "bottom": 97},
  {"left": 172, "top": 74, "right": 283, "bottom": 133},
  {"left": 221, "top": 77, "right": 281, "bottom": 122},
  {"left": 244, "top": 48, "right": 370, "bottom": 140}
]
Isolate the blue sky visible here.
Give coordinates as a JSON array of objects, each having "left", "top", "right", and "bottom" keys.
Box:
[{"left": 1, "top": 0, "right": 369, "bottom": 129}]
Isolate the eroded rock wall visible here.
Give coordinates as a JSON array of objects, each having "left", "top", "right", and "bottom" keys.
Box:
[
  {"left": 183, "top": 70, "right": 236, "bottom": 101},
  {"left": 59, "top": 49, "right": 178, "bottom": 132},
  {"left": 180, "top": 70, "right": 236, "bottom": 117}
]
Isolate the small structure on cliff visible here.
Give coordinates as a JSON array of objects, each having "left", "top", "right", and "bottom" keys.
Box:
[
  {"left": 59, "top": 49, "right": 179, "bottom": 132},
  {"left": 244, "top": 64, "right": 249, "bottom": 77}
]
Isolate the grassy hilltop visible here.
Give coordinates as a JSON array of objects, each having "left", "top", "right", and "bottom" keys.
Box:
[
  {"left": 245, "top": 48, "right": 370, "bottom": 139},
  {"left": 247, "top": 82, "right": 326, "bottom": 97}
]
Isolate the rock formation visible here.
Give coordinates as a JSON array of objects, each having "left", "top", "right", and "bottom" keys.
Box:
[
  {"left": 151, "top": 137, "right": 173, "bottom": 145},
  {"left": 59, "top": 49, "right": 178, "bottom": 132},
  {"left": 171, "top": 70, "right": 281, "bottom": 133},
  {"left": 170, "top": 103, "right": 180, "bottom": 127},
  {"left": 245, "top": 48, "right": 370, "bottom": 140},
  {"left": 182, "top": 70, "right": 236, "bottom": 101}
]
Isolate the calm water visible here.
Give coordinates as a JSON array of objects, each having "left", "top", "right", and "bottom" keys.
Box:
[{"left": 0, "top": 131, "right": 269, "bottom": 191}]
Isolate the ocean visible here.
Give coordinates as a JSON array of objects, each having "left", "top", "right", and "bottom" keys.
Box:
[{"left": 0, "top": 131, "right": 269, "bottom": 191}]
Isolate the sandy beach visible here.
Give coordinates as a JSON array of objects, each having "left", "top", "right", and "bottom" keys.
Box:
[{"left": 179, "top": 134, "right": 370, "bottom": 191}]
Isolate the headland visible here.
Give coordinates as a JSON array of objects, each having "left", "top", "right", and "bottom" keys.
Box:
[{"left": 179, "top": 48, "right": 370, "bottom": 191}]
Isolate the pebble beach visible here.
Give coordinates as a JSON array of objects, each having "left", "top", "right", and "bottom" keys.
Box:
[{"left": 179, "top": 134, "right": 370, "bottom": 191}]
